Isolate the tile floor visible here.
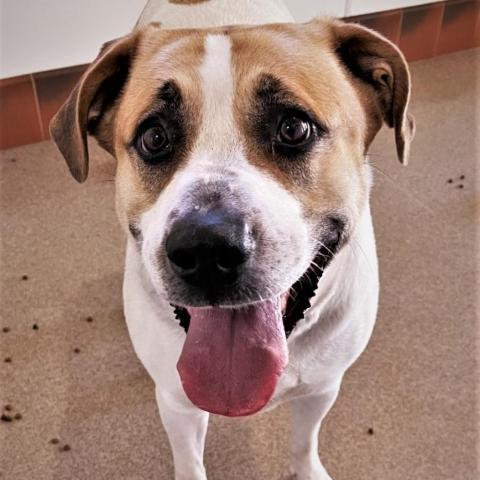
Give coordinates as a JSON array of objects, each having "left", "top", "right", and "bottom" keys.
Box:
[{"left": 0, "top": 48, "right": 478, "bottom": 480}]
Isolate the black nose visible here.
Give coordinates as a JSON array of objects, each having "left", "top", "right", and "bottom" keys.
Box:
[{"left": 165, "top": 209, "right": 252, "bottom": 288}]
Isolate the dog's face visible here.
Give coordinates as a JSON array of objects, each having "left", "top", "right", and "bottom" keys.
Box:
[
  {"left": 51, "top": 19, "right": 413, "bottom": 309},
  {"left": 51, "top": 18, "right": 414, "bottom": 416},
  {"left": 119, "top": 26, "right": 370, "bottom": 308}
]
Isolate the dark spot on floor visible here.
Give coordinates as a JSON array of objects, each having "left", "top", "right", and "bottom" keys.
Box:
[
  {"left": 50, "top": 438, "right": 60, "bottom": 445},
  {"left": 2, "top": 327, "right": 10, "bottom": 333},
  {"left": 10, "top": 158, "right": 16, "bottom": 163},
  {"left": 21, "top": 275, "right": 28, "bottom": 281},
  {"left": 73, "top": 348, "right": 81, "bottom": 354},
  {"left": 4, "top": 357, "right": 12, "bottom": 363},
  {"left": 367, "top": 427, "right": 374, "bottom": 435},
  {"left": 86, "top": 316, "right": 93, "bottom": 323},
  {"left": 14, "top": 413, "right": 22, "bottom": 420},
  {"left": 32, "top": 323, "right": 39, "bottom": 330},
  {"left": 448, "top": 175, "right": 466, "bottom": 189},
  {"left": 1, "top": 414, "right": 13, "bottom": 422},
  {"left": 60, "top": 444, "right": 71, "bottom": 452},
  {"left": 3, "top": 405, "right": 12, "bottom": 412}
]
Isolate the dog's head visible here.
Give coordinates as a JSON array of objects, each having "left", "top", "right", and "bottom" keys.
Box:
[{"left": 51, "top": 18, "right": 414, "bottom": 416}]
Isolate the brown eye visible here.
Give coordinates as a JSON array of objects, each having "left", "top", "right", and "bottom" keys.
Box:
[
  {"left": 141, "top": 125, "right": 169, "bottom": 155},
  {"left": 135, "top": 123, "right": 173, "bottom": 164},
  {"left": 277, "top": 116, "right": 312, "bottom": 146}
]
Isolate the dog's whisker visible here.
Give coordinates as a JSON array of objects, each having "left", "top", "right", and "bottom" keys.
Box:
[
  {"left": 314, "top": 239, "right": 336, "bottom": 259},
  {"left": 347, "top": 238, "right": 377, "bottom": 275},
  {"left": 288, "top": 285, "right": 299, "bottom": 303},
  {"left": 309, "top": 261, "right": 325, "bottom": 275}
]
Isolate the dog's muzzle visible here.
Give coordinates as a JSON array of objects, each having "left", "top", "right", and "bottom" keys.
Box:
[{"left": 160, "top": 205, "right": 345, "bottom": 418}]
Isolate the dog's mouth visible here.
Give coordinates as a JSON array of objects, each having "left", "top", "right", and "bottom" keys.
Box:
[
  {"left": 172, "top": 250, "right": 325, "bottom": 338},
  {"left": 171, "top": 211, "right": 346, "bottom": 418},
  {"left": 171, "top": 245, "right": 335, "bottom": 418}
]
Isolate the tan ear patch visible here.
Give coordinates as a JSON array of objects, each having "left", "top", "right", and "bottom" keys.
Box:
[
  {"left": 49, "top": 32, "right": 141, "bottom": 182},
  {"left": 330, "top": 19, "right": 415, "bottom": 165}
]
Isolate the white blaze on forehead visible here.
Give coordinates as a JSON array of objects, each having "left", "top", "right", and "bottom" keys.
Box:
[{"left": 196, "top": 34, "right": 238, "bottom": 156}]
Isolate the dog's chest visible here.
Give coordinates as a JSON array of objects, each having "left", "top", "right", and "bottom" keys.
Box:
[{"left": 265, "top": 340, "right": 344, "bottom": 410}]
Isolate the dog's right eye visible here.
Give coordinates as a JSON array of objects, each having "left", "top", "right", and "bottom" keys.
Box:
[{"left": 136, "top": 123, "right": 172, "bottom": 163}]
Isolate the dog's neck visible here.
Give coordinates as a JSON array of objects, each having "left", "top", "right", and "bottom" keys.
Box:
[{"left": 136, "top": 0, "right": 294, "bottom": 30}]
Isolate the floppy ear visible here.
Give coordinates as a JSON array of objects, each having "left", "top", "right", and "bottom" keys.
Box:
[
  {"left": 49, "top": 32, "right": 140, "bottom": 182},
  {"left": 331, "top": 20, "right": 415, "bottom": 165}
]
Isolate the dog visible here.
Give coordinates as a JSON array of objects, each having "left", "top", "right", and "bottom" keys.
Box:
[{"left": 50, "top": 0, "right": 414, "bottom": 478}]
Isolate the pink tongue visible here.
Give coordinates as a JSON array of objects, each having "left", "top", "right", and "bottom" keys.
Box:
[{"left": 177, "top": 299, "right": 288, "bottom": 417}]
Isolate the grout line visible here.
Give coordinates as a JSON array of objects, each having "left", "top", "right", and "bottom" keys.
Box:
[
  {"left": 30, "top": 74, "right": 45, "bottom": 140},
  {"left": 396, "top": 10, "right": 405, "bottom": 45},
  {"left": 134, "top": 0, "right": 151, "bottom": 30},
  {"left": 344, "top": 0, "right": 352, "bottom": 18},
  {"left": 433, "top": 2, "right": 446, "bottom": 56},
  {"left": 476, "top": 11, "right": 480, "bottom": 47}
]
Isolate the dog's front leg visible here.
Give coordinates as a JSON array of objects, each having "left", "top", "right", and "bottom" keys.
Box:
[
  {"left": 288, "top": 385, "right": 341, "bottom": 480},
  {"left": 155, "top": 387, "right": 209, "bottom": 480}
]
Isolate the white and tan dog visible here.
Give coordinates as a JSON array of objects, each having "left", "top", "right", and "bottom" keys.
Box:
[{"left": 50, "top": 0, "right": 414, "bottom": 478}]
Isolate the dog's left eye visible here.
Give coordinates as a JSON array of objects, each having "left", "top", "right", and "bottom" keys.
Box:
[
  {"left": 277, "top": 115, "right": 312, "bottom": 146},
  {"left": 136, "top": 123, "right": 172, "bottom": 163}
]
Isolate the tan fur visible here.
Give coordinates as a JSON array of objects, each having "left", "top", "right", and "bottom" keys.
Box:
[
  {"left": 230, "top": 25, "right": 368, "bottom": 221},
  {"left": 114, "top": 26, "right": 207, "bottom": 229}
]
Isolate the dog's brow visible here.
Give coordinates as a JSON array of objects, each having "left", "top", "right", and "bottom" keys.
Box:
[
  {"left": 156, "top": 80, "right": 183, "bottom": 106},
  {"left": 125, "top": 80, "right": 186, "bottom": 149},
  {"left": 255, "top": 74, "right": 327, "bottom": 129},
  {"left": 131, "top": 80, "right": 184, "bottom": 131},
  {"left": 255, "top": 74, "right": 284, "bottom": 99}
]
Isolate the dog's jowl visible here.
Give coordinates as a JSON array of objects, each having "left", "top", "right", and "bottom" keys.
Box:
[{"left": 50, "top": 4, "right": 414, "bottom": 479}]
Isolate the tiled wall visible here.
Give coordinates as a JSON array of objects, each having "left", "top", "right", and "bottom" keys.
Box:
[
  {"left": 346, "top": 0, "right": 479, "bottom": 60},
  {"left": 0, "top": 0, "right": 479, "bottom": 151},
  {"left": 0, "top": 66, "right": 88, "bottom": 150},
  {"left": 346, "top": 0, "right": 442, "bottom": 16}
]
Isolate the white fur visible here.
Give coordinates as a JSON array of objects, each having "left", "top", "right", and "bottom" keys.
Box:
[
  {"left": 196, "top": 34, "right": 236, "bottom": 154},
  {"left": 126, "top": 202, "right": 378, "bottom": 480},
  {"left": 124, "top": 3, "right": 380, "bottom": 480}
]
